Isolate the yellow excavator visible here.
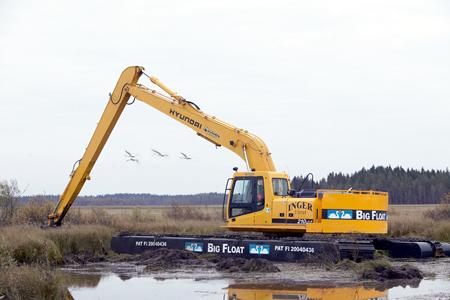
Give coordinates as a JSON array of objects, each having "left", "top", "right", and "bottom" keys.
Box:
[{"left": 48, "top": 66, "right": 388, "bottom": 235}]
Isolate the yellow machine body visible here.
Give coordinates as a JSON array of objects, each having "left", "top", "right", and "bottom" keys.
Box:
[
  {"left": 225, "top": 171, "right": 388, "bottom": 234},
  {"left": 48, "top": 66, "right": 388, "bottom": 235}
]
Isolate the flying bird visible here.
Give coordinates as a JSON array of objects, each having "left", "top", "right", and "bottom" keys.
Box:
[
  {"left": 125, "top": 150, "right": 136, "bottom": 158},
  {"left": 125, "top": 150, "right": 139, "bottom": 163},
  {"left": 180, "top": 152, "right": 192, "bottom": 160},
  {"left": 126, "top": 157, "right": 140, "bottom": 164},
  {"left": 151, "top": 149, "right": 169, "bottom": 157}
]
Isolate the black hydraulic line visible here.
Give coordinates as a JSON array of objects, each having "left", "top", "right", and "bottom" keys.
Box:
[
  {"left": 127, "top": 97, "right": 136, "bottom": 105},
  {"left": 109, "top": 84, "right": 129, "bottom": 105},
  {"left": 70, "top": 159, "right": 82, "bottom": 176},
  {"left": 186, "top": 100, "right": 201, "bottom": 111},
  {"left": 299, "top": 172, "right": 314, "bottom": 190},
  {"left": 141, "top": 70, "right": 151, "bottom": 79}
]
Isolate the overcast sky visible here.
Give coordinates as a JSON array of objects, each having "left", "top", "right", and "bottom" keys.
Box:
[{"left": 0, "top": 0, "right": 449, "bottom": 196}]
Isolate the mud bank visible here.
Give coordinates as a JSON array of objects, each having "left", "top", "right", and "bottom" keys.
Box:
[
  {"left": 62, "top": 249, "right": 450, "bottom": 285},
  {"left": 361, "top": 264, "right": 423, "bottom": 281},
  {"left": 130, "top": 248, "right": 280, "bottom": 273}
]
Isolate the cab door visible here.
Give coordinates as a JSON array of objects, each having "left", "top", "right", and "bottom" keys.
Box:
[
  {"left": 252, "top": 176, "right": 270, "bottom": 225},
  {"left": 228, "top": 176, "right": 265, "bottom": 225}
]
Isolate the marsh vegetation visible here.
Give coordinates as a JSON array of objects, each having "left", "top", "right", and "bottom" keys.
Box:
[{"left": 1, "top": 178, "right": 449, "bottom": 299}]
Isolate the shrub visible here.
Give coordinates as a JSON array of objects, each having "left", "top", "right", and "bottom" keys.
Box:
[
  {"left": 84, "top": 208, "right": 114, "bottom": 226},
  {"left": 1, "top": 227, "right": 62, "bottom": 265},
  {"left": 0, "top": 180, "right": 20, "bottom": 225},
  {"left": 423, "top": 205, "right": 450, "bottom": 221},
  {"left": 423, "top": 194, "right": 450, "bottom": 221},
  {"left": 13, "top": 198, "right": 55, "bottom": 225},
  {"left": 12, "top": 238, "right": 62, "bottom": 265},
  {"left": 0, "top": 265, "right": 67, "bottom": 300},
  {"left": 0, "top": 236, "right": 14, "bottom": 267},
  {"left": 44, "top": 225, "right": 113, "bottom": 257},
  {"left": 0, "top": 225, "right": 113, "bottom": 266},
  {"left": 64, "top": 207, "right": 84, "bottom": 225}
]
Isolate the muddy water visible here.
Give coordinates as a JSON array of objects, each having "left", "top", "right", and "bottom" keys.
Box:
[{"left": 64, "top": 270, "right": 450, "bottom": 300}]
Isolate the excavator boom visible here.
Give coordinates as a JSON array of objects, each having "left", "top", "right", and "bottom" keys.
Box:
[
  {"left": 48, "top": 66, "right": 275, "bottom": 225},
  {"left": 48, "top": 67, "right": 141, "bottom": 225}
]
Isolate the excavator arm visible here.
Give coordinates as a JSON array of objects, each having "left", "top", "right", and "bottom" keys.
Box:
[{"left": 48, "top": 66, "right": 275, "bottom": 226}]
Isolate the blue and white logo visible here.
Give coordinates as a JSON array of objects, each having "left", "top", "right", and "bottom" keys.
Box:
[
  {"left": 249, "top": 244, "right": 270, "bottom": 255},
  {"left": 327, "top": 210, "right": 352, "bottom": 220},
  {"left": 185, "top": 242, "right": 203, "bottom": 253}
]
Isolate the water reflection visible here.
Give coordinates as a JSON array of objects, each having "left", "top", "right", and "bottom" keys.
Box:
[
  {"left": 64, "top": 272, "right": 450, "bottom": 300},
  {"left": 227, "top": 284, "right": 387, "bottom": 300},
  {"left": 63, "top": 273, "right": 101, "bottom": 288},
  {"left": 65, "top": 274, "right": 389, "bottom": 300}
]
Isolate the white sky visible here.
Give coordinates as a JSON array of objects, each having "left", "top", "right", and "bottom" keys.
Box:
[{"left": 0, "top": 0, "right": 449, "bottom": 196}]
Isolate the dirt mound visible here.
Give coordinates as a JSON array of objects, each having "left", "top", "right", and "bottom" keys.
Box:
[
  {"left": 137, "top": 248, "right": 198, "bottom": 262},
  {"left": 132, "top": 249, "right": 279, "bottom": 273},
  {"left": 136, "top": 248, "right": 201, "bottom": 271},
  {"left": 63, "top": 253, "right": 107, "bottom": 265},
  {"left": 216, "top": 258, "right": 280, "bottom": 273},
  {"left": 361, "top": 264, "right": 423, "bottom": 281},
  {"left": 134, "top": 249, "right": 280, "bottom": 273}
]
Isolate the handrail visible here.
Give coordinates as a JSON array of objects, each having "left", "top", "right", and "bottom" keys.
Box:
[{"left": 317, "top": 189, "right": 388, "bottom": 196}]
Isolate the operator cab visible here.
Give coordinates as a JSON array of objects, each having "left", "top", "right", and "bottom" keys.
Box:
[
  {"left": 224, "top": 170, "right": 318, "bottom": 234},
  {"left": 226, "top": 170, "right": 314, "bottom": 220},
  {"left": 224, "top": 170, "right": 291, "bottom": 222}
]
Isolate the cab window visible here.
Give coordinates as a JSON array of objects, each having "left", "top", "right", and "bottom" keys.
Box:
[
  {"left": 256, "top": 178, "right": 265, "bottom": 207},
  {"left": 231, "top": 178, "right": 253, "bottom": 204},
  {"left": 229, "top": 177, "right": 265, "bottom": 218},
  {"left": 272, "top": 178, "right": 288, "bottom": 196}
]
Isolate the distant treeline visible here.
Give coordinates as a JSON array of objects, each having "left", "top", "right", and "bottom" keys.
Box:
[
  {"left": 21, "top": 166, "right": 450, "bottom": 205},
  {"left": 20, "top": 193, "right": 224, "bottom": 206},
  {"left": 291, "top": 166, "right": 450, "bottom": 204}
]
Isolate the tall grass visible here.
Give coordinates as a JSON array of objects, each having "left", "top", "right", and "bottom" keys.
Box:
[
  {"left": 0, "top": 202, "right": 224, "bottom": 299},
  {"left": 0, "top": 224, "right": 112, "bottom": 299},
  {"left": 423, "top": 203, "right": 450, "bottom": 221},
  {"left": 5, "top": 198, "right": 450, "bottom": 241},
  {"left": 0, "top": 225, "right": 113, "bottom": 266},
  {"left": 12, "top": 198, "right": 55, "bottom": 225},
  {"left": 0, "top": 265, "right": 67, "bottom": 300},
  {"left": 6, "top": 198, "right": 225, "bottom": 235},
  {"left": 163, "top": 203, "right": 214, "bottom": 221},
  {"left": 389, "top": 204, "right": 450, "bottom": 242},
  {"left": 9, "top": 199, "right": 450, "bottom": 241},
  {"left": 0, "top": 201, "right": 224, "bottom": 269},
  {"left": 64, "top": 204, "right": 225, "bottom": 235}
]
